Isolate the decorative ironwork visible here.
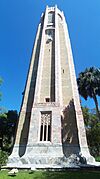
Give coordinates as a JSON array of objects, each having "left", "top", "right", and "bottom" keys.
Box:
[
  {"left": 41, "top": 113, "right": 51, "bottom": 125},
  {"left": 40, "top": 111, "right": 51, "bottom": 141}
]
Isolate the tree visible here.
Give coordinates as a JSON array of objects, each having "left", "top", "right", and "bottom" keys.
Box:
[
  {"left": 0, "top": 113, "right": 7, "bottom": 149},
  {"left": 82, "top": 106, "right": 97, "bottom": 127},
  {"left": 0, "top": 110, "right": 18, "bottom": 152},
  {"left": 82, "top": 106, "right": 100, "bottom": 157},
  {"left": 87, "top": 122, "right": 100, "bottom": 157},
  {"left": 77, "top": 67, "right": 100, "bottom": 120}
]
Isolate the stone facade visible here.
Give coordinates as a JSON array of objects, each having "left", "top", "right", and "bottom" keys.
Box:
[{"left": 7, "top": 6, "right": 96, "bottom": 168}]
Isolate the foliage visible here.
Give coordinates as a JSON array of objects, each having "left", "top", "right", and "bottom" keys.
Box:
[
  {"left": 82, "top": 106, "right": 97, "bottom": 127},
  {"left": 0, "top": 171, "right": 100, "bottom": 179},
  {"left": 0, "top": 110, "right": 18, "bottom": 152},
  {"left": 82, "top": 106, "right": 100, "bottom": 157},
  {"left": 77, "top": 67, "right": 100, "bottom": 120},
  {"left": 87, "top": 122, "right": 100, "bottom": 157},
  {"left": 0, "top": 150, "right": 8, "bottom": 166},
  {"left": 95, "top": 156, "right": 100, "bottom": 162}
]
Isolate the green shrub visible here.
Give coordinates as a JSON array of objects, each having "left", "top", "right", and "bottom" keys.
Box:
[
  {"left": 0, "top": 150, "right": 8, "bottom": 166},
  {"left": 95, "top": 156, "right": 100, "bottom": 162}
]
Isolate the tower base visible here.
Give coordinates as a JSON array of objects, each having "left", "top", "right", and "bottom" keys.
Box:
[{"left": 7, "top": 143, "right": 98, "bottom": 169}]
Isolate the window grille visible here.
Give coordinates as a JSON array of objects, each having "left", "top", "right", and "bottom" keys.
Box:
[{"left": 40, "top": 111, "right": 51, "bottom": 141}]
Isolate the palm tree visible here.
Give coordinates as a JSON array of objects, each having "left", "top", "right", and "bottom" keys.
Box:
[{"left": 77, "top": 67, "right": 100, "bottom": 120}]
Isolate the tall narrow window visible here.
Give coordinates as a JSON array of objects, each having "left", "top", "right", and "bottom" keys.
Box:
[
  {"left": 40, "top": 111, "right": 51, "bottom": 141},
  {"left": 48, "top": 12, "right": 54, "bottom": 24},
  {"left": 45, "top": 29, "right": 53, "bottom": 43}
]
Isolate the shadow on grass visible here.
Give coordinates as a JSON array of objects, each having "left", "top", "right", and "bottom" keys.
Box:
[
  {"left": 35, "top": 171, "right": 100, "bottom": 179},
  {"left": 1, "top": 170, "right": 100, "bottom": 179}
]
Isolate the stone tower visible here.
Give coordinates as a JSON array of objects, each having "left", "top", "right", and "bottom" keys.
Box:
[{"left": 8, "top": 6, "right": 94, "bottom": 168}]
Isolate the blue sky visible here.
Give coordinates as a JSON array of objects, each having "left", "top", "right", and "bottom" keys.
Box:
[{"left": 0, "top": 0, "right": 100, "bottom": 112}]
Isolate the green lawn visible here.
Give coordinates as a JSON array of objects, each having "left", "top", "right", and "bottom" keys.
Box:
[{"left": 0, "top": 170, "right": 100, "bottom": 179}]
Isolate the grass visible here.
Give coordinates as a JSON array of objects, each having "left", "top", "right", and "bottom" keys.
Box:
[{"left": 0, "top": 170, "right": 100, "bottom": 179}]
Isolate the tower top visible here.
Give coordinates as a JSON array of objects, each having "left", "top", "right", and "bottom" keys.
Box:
[
  {"left": 44, "top": 5, "right": 63, "bottom": 15},
  {"left": 40, "top": 5, "right": 65, "bottom": 24}
]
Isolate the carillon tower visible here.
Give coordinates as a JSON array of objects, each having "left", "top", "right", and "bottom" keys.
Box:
[{"left": 8, "top": 6, "right": 94, "bottom": 168}]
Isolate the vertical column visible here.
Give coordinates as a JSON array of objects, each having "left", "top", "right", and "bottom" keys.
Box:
[
  {"left": 33, "top": 6, "right": 48, "bottom": 104},
  {"left": 10, "top": 22, "right": 42, "bottom": 156},
  {"left": 52, "top": 109, "right": 62, "bottom": 143},
  {"left": 55, "top": 6, "right": 62, "bottom": 105},
  {"left": 62, "top": 12, "right": 92, "bottom": 158},
  {"left": 46, "top": 120, "right": 49, "bottom": 141}
]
